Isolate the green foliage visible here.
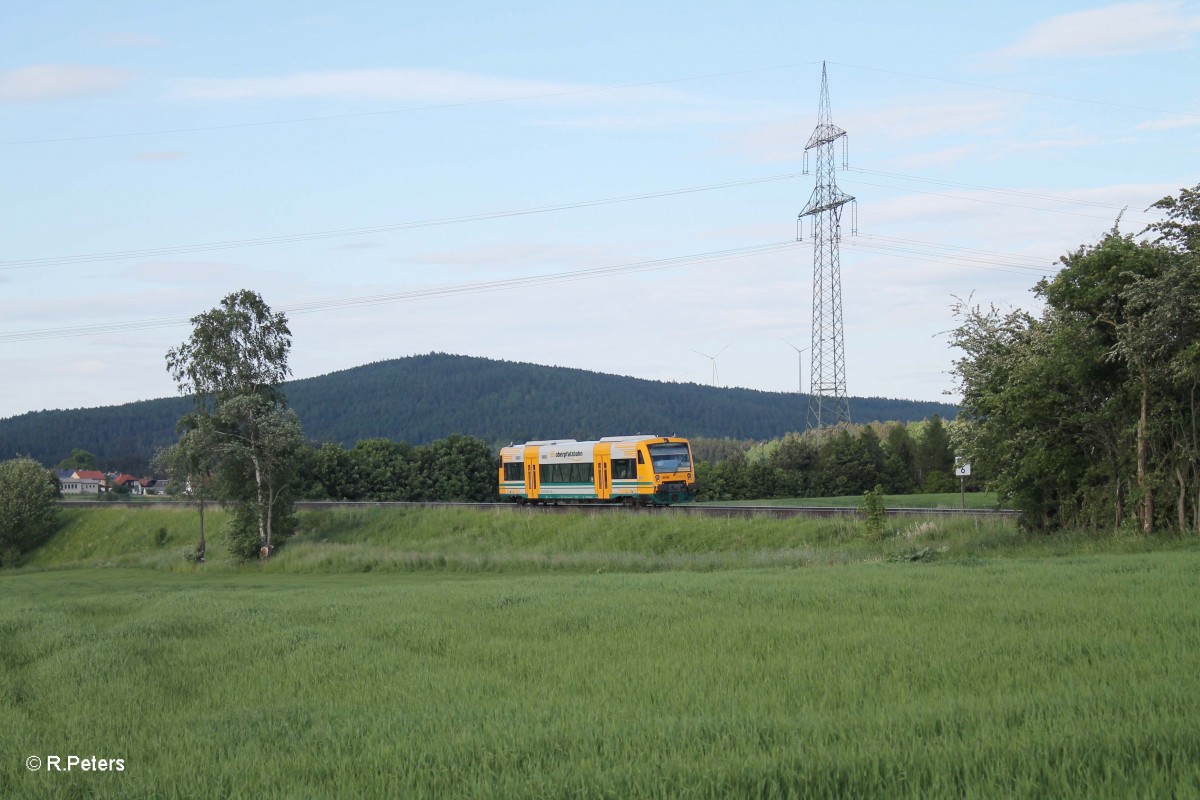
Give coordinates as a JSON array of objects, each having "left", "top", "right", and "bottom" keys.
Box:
[
  {"left": 294, "top": 434, "right": 497, "bottom": 502},
  {"left": 54, "top": 448, "right": 96, "bottom": 471},
  {"left": 859, "top": 484, "right": 887, "bottom": 537},
  {"left": 951, "top": 185, "right": 1200, "bottom": 532},
  {"left": 419, "top": 434, "right": 498, "bottom": 502},
  {"left": 213, "top": 395, "right": 305, "bottom": 559},
  {"left": 882, "top": 424, "right": 918, "bottom": 493},
  {"left": 689, "top": 436, "right": 759, "bottom": 463},
  {"left": 915, "top": 414, "right": 954, "bottom": 487},
  {"left": 0, "top": 457, "right": 59, "bottom": 566},
  {"left": 222, "top": 502, "right": 286, "bottom": 561},
  {"left": 923, "top": 470, "right": 957, "bottom": 493},
  {"left": 165, "top": 290, "right": 303, "bottom": 559},
  {"left": 695, "top": 422, "right": 943, "bottom": 502},
  {"left": 166, "top": 289, "right": 292, "bottom": 410},
  {"left": 153, "top": 413, "right": 220, "bottom": 561}
]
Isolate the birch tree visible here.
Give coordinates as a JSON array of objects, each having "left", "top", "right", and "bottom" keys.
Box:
[{"left": 165, "top": 290, "right": 301, "bottom": 559}]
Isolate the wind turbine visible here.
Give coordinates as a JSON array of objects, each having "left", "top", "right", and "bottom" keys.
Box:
[
  {"left": 692, "top": 343, "right": 731, "bottom": 387},
  {"left": 778, "top": 337, "right": 809, "bottom": 394}
]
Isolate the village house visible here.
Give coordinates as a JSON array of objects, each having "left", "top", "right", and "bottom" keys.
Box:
[
  {"left": 112, "top": 474, "right": 145, "bottom": 496},
  {"left": 57, "top": 469, "right": 102, "bottom": 495},
  {"left": 141, "top": 478, "right": 171, "bottom": 496}
]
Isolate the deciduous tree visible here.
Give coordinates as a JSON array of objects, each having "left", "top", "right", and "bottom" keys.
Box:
[
  {"left": 166, "top": 289, "right": 291, "bottom": 411},
  {"left": 0, "top": 457, "right": 59, "bottom": 566},
  {"left": 166, "top": 290, "right": 301, "bottom": 559},
  {"left": 950, "top": 185, "right": 1200, "bottom": 532}
]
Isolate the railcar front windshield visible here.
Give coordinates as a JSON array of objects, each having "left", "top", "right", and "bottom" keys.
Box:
[{"left": 648, "top": 443, "right": 692, "bottom": 473}]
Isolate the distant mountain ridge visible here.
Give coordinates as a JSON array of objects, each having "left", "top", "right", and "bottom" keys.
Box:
[{"left": 0, "top": 353, "right": 956, "bottom": 470}]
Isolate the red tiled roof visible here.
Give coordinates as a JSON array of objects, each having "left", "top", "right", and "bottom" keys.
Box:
[{"left": 73, "top": 470, "right": 105, "bottom": 481}]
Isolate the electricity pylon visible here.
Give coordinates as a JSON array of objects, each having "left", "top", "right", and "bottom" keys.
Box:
[{"left": 798, "top": 62, "right": 855, "bottom": 429}]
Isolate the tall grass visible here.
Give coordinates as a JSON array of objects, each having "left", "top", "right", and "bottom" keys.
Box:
[
  {"left": 17, "top": 505, "right": 1190, "bottom": 576},
  {"left": 705, "top": 492, "right": 1002, "bottom": 509},
  {"left": 3, "top": 556, "right": 1199, "bottom": 798}
]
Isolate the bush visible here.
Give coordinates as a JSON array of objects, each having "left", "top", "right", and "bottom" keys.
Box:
[
  {"left": 0, "top": 457, "right": 60, "bottom": 565},
  {"left": 223, "top": 500, "right": 298, "bottom": 561},
  {"left": 923, "top": 470, "right": 957, "bottom": 494},
  {"left": 859, "top": 484, "right": 887, "bottom": 538}
]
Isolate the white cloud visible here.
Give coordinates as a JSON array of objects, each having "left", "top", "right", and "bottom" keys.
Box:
[
  {"left": 1136, "top": 114, "right": 1200, "bottom": 130},
  {"left": 0, "top": 64, "right": 133, "bottom": 102},
  {"left": 174, "top": 68, "right": 679, "bottom": 105},
  {"left": 994, "top": 1, "right": 1200, "bottom": 59}
]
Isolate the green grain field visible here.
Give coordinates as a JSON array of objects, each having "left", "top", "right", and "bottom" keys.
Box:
[{"left": 2, "top": 507, "right": 1199, "bottom": 798}]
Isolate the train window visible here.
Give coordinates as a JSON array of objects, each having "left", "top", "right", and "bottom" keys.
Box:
[
  {"left": 503, "top": 462, "right": 523, "bottom": 481},
  {"left": 637, "top": 451, "right": 644, "bottom": 465},
  {"left": 648, "top": 443, "right": 691, "bottom": 473},
  {"left": 612, "top": 459, "right": 636, "bottom": 480},
  {"left": 539, "top": 463, "right": 594, "bottom": 483}
]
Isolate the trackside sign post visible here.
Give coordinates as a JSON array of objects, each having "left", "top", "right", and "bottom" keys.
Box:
[{"left": 955, "top": 459, "right": 971, "bottom": 509}]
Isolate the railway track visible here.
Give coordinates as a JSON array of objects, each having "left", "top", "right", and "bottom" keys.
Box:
[{"left": 58, "top": 499, "right": 1018, "bottom": 519}]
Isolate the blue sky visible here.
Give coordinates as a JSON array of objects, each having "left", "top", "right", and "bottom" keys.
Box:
[{"left": 2, "top": 1, "right": 1198, "bottom": 420}]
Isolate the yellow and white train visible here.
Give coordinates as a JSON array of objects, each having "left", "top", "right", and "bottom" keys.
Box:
[{"left": 498, "top": 435, "right": 696, "bottom": 505}]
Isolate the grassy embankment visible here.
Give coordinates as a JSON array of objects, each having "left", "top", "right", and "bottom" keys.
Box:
[
  {"left": 16, "top": 502, "right": 1178, "bottom": 575},
  {"left": 3, "top": 505, "right": 1198, "bottom": 797}
]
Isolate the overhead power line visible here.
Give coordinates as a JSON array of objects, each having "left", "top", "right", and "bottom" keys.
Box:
[
  {"left": 839, "top": 178, "right": 1138, "bottom": 222},
  {"left": 847, "top": 234, "right": 1058, "bottom": 277},
  {"left": 3, "top": 165, "right": 1162, "bottom": 273},
  {"left": 0, "top": 172, "right": 806, "bottom": 271},
  {"left": 855, "top": 232, "right": 1052, "bottom": 268},
  {"left": 0, "top": 230, "right": 1078, "bottom": 345},
  {"left": 0, "top": 240, "right": 801, "bottom": 343},
  {"left": 846, "top": 168, "right": 1144, "bottom": 212}
]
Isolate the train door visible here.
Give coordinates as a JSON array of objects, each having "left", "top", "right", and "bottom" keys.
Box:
[
  {"left": 593, "top": 442, "right": 611, "bottom": 500},
  {"left": 524, "top": 445, "right": 540, "bottom": 500},
  {"left": 634, "top": 446, "right": 650, "bottom": 500}
]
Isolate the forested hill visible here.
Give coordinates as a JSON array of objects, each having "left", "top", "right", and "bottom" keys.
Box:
[{"left": 0, "top": 353, "right": 956, "bottom": 470}]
